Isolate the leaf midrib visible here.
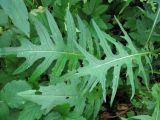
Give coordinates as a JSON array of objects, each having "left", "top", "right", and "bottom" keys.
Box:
[
  {"left": 20, "top": 95, "right": 79, "bottom": 97},
  {"left": 94, "top": 52, "right": 151, "bottom": 69},
  {"left": 0, "top": 48, "right": 82, "bottom": 57},
  {"left": 22, "top": 50, "right": 81, "bottom": 56}
]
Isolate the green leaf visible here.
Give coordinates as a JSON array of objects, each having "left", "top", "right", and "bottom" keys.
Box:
[
  {"left": 18, "top": 102, "right": 43, "bottom": 120},
  {"left": 82, "top": 0, "right": 107, "bottom": 16},
  {"left": 0, "top": 30, "right": 13, "bottom": 47},
  {"left": 152, "top": 106, "right": 160, "bottom": 120},
  {"left": 0, "top": 9, "right": 8, "bottom": 26},
  {"left": 94, "top": 17, "right": 108, "bottom": 30},
  {"left": 0, "top": 0, "right": 30, "bottom": 36},
  {"left": 0, "top": 9, "right": 81, "bottom": 82},
  {"left": 83, "top": 88, "right": 102, "bottom": 119},
  {"left": 120, "top": 117, "right": 128, "bottom": 120},
  {"left": 44, "top": 111, "right": 61, "bottom": 120},
  {"left": 145, "top": 5, "right": 160, "bottom": 46},
  {"left": 41, "top": 0, "right": 55, "bottom": 6},
  {"left": 45, "top": 111, "right": 86, "bottom": 120},
  {"left": 151, "top": 84, "right": 160, "bottom": 120},
  {"left": 132, "top": 115, "right": 152, "bottom": 120},
  {"left": 65, "top": 11, "right": 76, "bottom": 40},
  {"left": 152, "top": 84, "right": 160, "bottom": 103},
  {"left": 108, "top": 0, "right": 113, "bottom": 3},
  {"left": 119, "top": 0, "right": 132, "bottom": 14},
  {"left": 0, "top": 101, "right": 9, "bottom": 120},
  {"left": 73, "top": 18, "right": 151, "bottom": 105},
  {"left": 64, "top": 112, "right": 86, "bottom": 120},
  {"left": 18, "top": 82, "right": 85, "bottom": 114},
  {"left": 0, "top": 80, "right": 31, "bottom": 108}
]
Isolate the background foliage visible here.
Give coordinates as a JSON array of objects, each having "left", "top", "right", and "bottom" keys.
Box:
[{"left": 0, "top": 0, "right": 160, "bottom": 120}]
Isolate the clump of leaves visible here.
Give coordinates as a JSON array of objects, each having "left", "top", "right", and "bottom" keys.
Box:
[{"left": 0, "top": 0, "right": 160, "bottom": 120}]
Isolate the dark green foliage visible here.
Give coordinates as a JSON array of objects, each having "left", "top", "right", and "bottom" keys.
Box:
[{"left": 0, "top": 0, "right": 160, "bottom": 120}]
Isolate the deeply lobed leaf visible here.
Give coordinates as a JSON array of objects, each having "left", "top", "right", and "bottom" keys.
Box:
[
  {"left": 72, "top": 17, "right": 152, "bottom": 105},
  {"left": 18, "top": 82, "right": 85, "bottom": 114}
]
